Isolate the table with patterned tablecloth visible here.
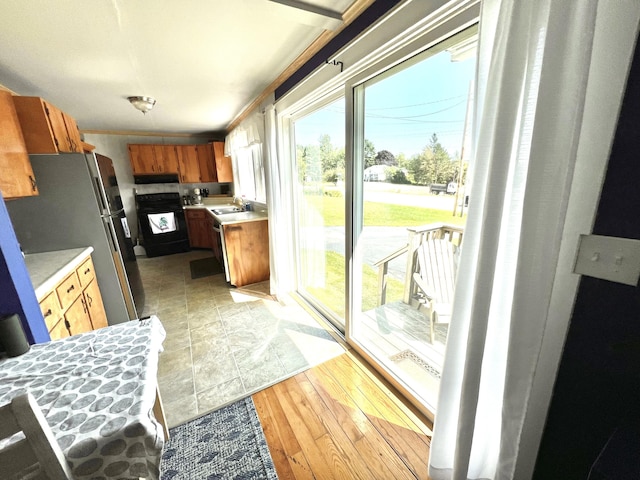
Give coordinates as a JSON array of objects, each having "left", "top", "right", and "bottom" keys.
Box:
[{"left": 0, "top": 316, "right": 166, "bottom": 479}]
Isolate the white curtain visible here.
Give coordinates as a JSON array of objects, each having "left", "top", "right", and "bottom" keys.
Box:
[
  {"left": 263, "top": 105, "right": 295, "bottom": 297},
  {"left": 225, "top": 112, "right": 265, "bottom": 202},
  {"left": 429, "top": 0, "right": 603, "bottom": 478}
]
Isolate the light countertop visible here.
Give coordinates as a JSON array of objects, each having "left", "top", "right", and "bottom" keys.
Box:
[
  {"left": 23, "top": 247, "right": 94, "bottom": 300},
  {"left": 210, "top": 210, "right": 268, "bottom": 225},
  {"left": 184, "top": 204, "right": 268, "bottom": 225}
]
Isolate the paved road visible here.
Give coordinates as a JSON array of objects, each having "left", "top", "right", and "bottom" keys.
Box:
[
  {"left": 306, "top": 182, "right": 467, "bottom": 281},
  {"left": 317, "top": 225, "right": 411, "bottom": 281}
]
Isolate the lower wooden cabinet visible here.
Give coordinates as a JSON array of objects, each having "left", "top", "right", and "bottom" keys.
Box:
[
  {"left": 84, "top": 278, "right": 108, "bottom": 330},
  {"left": 38, "top": 254, "right": 108, "bottom": 340},
  {"left": 185, "top": 209, "right": 212, "bottom": 248},
  {"left": 223, "top": 220, "right": 270, "bottom": 287},
  {"left": 48, "top": 317, "right": 71, "bottom": 340},
  {"left": 64, "top": 294, "right": 95, "bottom": 335}
]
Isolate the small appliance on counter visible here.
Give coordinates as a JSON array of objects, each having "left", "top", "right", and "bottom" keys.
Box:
[{"left": 192, "top": 188, "right": 203, "bottom": 205}]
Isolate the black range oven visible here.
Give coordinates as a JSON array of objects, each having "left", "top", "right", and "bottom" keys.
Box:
[{"left": 136, "top": 192, "right": 189, "bottom": 257}]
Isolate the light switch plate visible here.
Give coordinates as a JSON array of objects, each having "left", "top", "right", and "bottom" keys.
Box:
[{"left": 574, "top": 234, "right": 640, "bottom": 286}]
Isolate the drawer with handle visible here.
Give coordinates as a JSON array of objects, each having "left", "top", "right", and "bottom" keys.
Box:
[
  {"left": 39, "top": 291, "right": 63, "bottom": 331},
  {"left": 56, "top": 271, "right": 81, "bottom": 310},
  {"left": 77, "top": 257, "right": 96, "bottom": 288}
]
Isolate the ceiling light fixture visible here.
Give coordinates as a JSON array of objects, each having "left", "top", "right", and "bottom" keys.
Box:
[{"left": 127, "top": 96, "right": 156, "bottom": 114}]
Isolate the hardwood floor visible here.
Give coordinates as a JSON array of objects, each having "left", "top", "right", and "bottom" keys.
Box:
[{"left": 253, "top": 350, "right": 433, "bottom": 480}]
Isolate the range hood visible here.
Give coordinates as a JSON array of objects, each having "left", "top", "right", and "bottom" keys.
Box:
[{"left": 134, "top": 174, "right": 179, "bottom": 184}]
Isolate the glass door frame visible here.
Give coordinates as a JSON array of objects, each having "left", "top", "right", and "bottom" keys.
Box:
[
  {"left": 287, "top": 89, "right": 349, "bottom": 333},
  {"left": 277, "top": 4, "right": 480, "bottom": 419}
]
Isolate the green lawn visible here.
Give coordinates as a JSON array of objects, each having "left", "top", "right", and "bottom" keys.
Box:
[
  {"left": 305, "top": 195, "right": 466, "bottom": 227},
  {"left": 300, "top": 192, "right": 466, "bottom": 318},
  {"left": 305, "top": 250, "right": 405, "bottom": 318}
]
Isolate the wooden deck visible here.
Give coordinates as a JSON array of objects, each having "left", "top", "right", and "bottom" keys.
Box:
[
  {"left": 362, "top": 300, "right": 449, "bottom": 347},
  {"left": 253, "top": 350, "right": 433, "bottom": 480}
]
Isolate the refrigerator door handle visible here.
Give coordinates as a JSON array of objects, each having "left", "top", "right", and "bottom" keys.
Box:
[
  {"left": 100, "top": 208, "right": 125, "bottom": 219},
  {"left": 102, "top": 216, "right": 120, "bottom": 254},
  {"left": 92, "top": 176, "right": 110, "bottom": 215}
]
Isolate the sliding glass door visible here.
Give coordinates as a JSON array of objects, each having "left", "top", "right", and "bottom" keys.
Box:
[
  {"left": 286, "top": 23, "right": 477, "bottom": 415},
  {"left": 291, "top": 96, "right": 346, "bottom": 330},
  {"left": 349, "top": 28, "right": 477, "bottom": 411}
]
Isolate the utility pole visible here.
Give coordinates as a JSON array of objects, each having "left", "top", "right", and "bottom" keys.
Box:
[{"left": 453, "top": 80, "right": 474, "bottom": 217}]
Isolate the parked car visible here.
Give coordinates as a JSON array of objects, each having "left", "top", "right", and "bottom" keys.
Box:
[{"left": 430, "top": 182, "right": 457, "bottom": 194}]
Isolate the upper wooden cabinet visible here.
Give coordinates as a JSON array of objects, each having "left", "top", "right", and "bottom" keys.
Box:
[
  {"left": 153, "top": 144, "right": 180, "bottom": 174},
  {"left": 0, "top": 90, "right": 38, "bottom": 199},
  {"left": 128, "top": 144, "right": 156, "bottom": 174},
  {"left": 197, "top": 144, "right": 217, "bottom": 182},
  {"left": 127, "top": 141, "right": 233, "bottom": 184},
  {"left": 212, "top": 141, "right": 233, "bottom": 183},
  {"left": 178, "top": 145, "right": 201, "bottom": 183},
  {"left": 12, "top": 96, "right": 82, "bottom": 153},
  {"left": 128, "top": 144, "right": 179, "bottom": 175}
]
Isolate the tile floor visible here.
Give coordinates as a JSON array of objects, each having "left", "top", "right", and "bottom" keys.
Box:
[{"left": 137, "top": 250, "right": 345, "bottom": 427}]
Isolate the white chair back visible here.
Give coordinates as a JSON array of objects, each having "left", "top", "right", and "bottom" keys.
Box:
[{"left": 0, "top": 393, "right": 72, "bottom": 480}]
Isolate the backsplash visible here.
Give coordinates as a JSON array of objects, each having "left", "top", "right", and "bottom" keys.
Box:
[{"left": 133, "top": 182, "right": 233, "bottom": 197}]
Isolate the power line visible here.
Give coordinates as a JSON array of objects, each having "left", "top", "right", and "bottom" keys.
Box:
[
  {"left": 365, "top": 94, "right": 468, "bottom": 111},
  {"left": 365, "top": 99, "right": 466, "bottom": 119}
]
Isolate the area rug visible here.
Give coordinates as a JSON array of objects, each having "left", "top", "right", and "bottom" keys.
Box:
[
  {"left": 160, "top": 397, "right": 278, "bottom": 480},
  {"left": 189, "top": 256, "right": 224, "bottom": 279}
]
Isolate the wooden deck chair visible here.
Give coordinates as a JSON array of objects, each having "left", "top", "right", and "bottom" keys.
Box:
[
  {"left": 0, "top": 393, "right": 72, "bottom": 480},
  {"left": 412, "top": 238, "right": 459, "bottom": 344}
]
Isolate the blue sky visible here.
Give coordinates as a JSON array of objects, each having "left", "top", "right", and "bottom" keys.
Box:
[{"left": 295, "top": 47, "right": 476, "bottom": 159}]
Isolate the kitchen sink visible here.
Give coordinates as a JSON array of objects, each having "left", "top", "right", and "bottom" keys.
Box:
[{"left": 210, "top": 206, "right": 243, "bottom": 215}]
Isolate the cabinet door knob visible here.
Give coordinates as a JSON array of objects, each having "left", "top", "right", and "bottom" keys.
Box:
[
  {"left": 44, "top": 308, "right": 52, "bottom": 317},
  {"left": 81, "top": 298, "right": 88, "bottom": 314},
  {"left": 66, "top": 285, "right": 75, "bottom": 293},
  {"left": 84, "top": 268, "right": 91, "bottom": 275},
  {"left": 87, "top": 293, "right": 93, "bottom": 308}
]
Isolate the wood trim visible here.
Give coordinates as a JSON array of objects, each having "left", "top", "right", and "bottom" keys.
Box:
[
  {"left": 80, "top": 128, "right": 220, "bottom": 138},
  {"left": 225, "top": 0, "right": 374, "bottom": 133},
  {"left": 81, "top": 140, "right": 95, "bottom": 152},
  {"left": 0, "top": 83, "right": 17, "bottom": 95}
]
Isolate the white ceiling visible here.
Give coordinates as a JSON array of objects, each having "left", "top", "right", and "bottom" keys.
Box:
[{"left": 0, "top": 0, "right": 357, "bottom": 135}]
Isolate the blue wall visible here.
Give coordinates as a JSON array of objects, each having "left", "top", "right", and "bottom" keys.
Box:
[
  {"left": 0, "top": 195, "right": 48, "bottom": 344},
  {"left": 534, "top": 31, "right": 640, "bottom": 480}
]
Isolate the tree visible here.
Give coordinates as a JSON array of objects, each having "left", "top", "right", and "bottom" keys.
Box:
[
  {"left": 296, "top": 144, "right": 321, "bottom": 182},
  {"left": 364, "top": 139, "right": 376, "bottom": 169},
  {"left": 407, "top": 133, "right": 456, "bottom": 185},
  {"left": 386, "top": 167, "right": 410, "bottom": 184},
  {"left": 375, "top": 149, "right": 397, "bottom": 166},
  {"left": 428, "top": 133, "right": 452, "bottom": 183}
]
